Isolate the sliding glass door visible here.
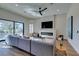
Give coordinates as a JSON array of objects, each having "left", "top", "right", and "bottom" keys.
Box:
[
  {"left": 15, "top": 22, "right": 24, "bottom": 36},
  {"left": 0, "top": 19, "right": 24, "bottom": 40},
  {"left": 0, "top": 20, "right": 13, "bottom": 40}
]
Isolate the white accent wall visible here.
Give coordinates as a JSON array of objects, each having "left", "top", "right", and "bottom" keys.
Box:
[
  {"left": 34, "top": 16, "right": 55, "bottom": 33},
  {"left": 29, "top": 14, "right": 67, "bottom": 39}
]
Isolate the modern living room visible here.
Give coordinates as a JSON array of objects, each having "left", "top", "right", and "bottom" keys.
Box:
[{"left": 0, "top": 3, "right": 79, "bottom": 56}]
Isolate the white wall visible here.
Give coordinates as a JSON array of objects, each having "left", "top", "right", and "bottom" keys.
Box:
[
  {"left": 55, "top": 14, "right": 67, "bottom": 39},
  {"left": 0, "top": 8, "right": 29, "bottom": 36},
  {"left": 67, "top": 3, "right": 79, "bottom": 54},
  {"left": 33, "top": 16, "right": 55, "bottom": 33}
]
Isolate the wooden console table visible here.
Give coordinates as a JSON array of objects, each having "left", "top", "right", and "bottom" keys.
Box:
[{"left": 55, "top": 40, "right": 67, "bottom": 56}]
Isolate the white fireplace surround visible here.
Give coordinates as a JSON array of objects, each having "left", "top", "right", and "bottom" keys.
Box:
[{"left": 39, "top": 30, "right": 56, "bottom": 39}]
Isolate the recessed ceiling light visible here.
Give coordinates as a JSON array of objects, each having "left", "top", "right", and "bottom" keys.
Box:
[
  {"left": 16, "top": 4, "right": 19, "bottom": 7},
  {"left": 57, "top": 9, "right": 60, "bottom": 12},
  {"left": 24, "top": 11, "right": 26, "bottom": 13}
]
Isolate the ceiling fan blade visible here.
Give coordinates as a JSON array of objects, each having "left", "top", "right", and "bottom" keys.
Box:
[
  {"left": 39, "top": 7, "right": 41, "bottom": 10},
  {"left": 41, "top": 8, "right": 47, "bottom": 12},
  {"left": 39, "top": 11, "right": 42, "bottom": 15}
]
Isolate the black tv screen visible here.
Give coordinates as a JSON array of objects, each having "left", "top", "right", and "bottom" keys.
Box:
[{"left": 41, "top": 21, "right": 53, "bottom": 28}]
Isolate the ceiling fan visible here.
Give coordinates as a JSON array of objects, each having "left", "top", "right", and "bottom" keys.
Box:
[{"left": 34, "top": 7, "right": 47, "bottom": 15}]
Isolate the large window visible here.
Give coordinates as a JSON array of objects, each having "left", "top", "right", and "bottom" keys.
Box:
[
  {"left": 0, "top": 20, "right": 13, "bottom": 40},
  {"left": 29, "top": 24, "right": 33, "bottom": 33},
  {"left": 0, "top": 18, "right": 24, "bottom": 40},
  {"left": 15, "top": 22, "right": 24, "bottom": 36}
]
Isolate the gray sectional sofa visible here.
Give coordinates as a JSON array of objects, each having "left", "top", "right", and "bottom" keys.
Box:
[{"left": 8, "top": 35, "right": 56, "bottom": 56}]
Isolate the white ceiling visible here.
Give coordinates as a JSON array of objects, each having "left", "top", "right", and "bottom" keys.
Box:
[{"left": 0, "top": 3, "right": 72, "bottom": 19}]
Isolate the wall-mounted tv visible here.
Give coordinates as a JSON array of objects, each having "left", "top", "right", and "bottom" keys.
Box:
[{"left": 41, "top": 21, "right": 53, "bottom": 28}]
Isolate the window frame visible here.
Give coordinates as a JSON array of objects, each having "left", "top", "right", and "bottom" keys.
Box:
[{"left": 0, "top": 18, "right": 24, "bottom": 35}]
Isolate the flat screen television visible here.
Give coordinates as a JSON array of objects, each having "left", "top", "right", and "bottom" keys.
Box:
[{"left": 41, "top": 21, "right": 53, "bottom": 28}]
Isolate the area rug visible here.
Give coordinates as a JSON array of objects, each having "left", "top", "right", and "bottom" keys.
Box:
[{"left": 0, "top": 42, "right": 11, "bottom": 48}]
